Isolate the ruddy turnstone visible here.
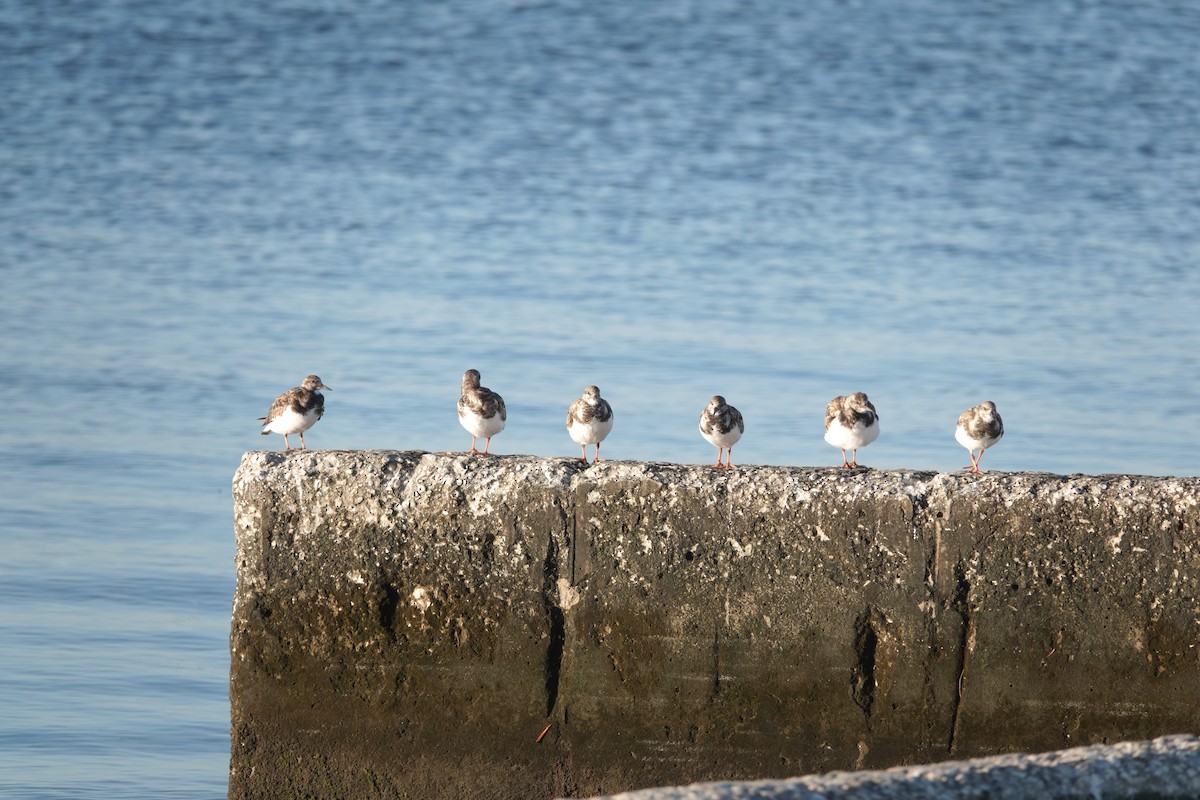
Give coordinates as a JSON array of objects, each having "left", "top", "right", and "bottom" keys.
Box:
[
  {"left": 259, "top": 374, "right": 330, "bottom": 450},
  {"left": 955, "top": 400, "right": 1004, "bottom": 474},
  {"left": 824, "top": 392, "right": 879, "bottom": 468},
  {"left": 699, "top": 395, "right": 744, "bottom": 469},
  {"left": 566, "top": 385, "right": 614, "bottom": 463},
  {"left": 458, "top": 369, "right": 506, "bottom": 455}
]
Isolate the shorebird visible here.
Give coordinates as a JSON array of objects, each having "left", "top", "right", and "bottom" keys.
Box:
[
  {"left": 824, "top": 392, "right": 879, "bottom": 468},
  {"left": 956, "top": 400, "right": 1004, "bottom": 474},
  {"left": 699, "top": 395, "right": 744, "bottom": 469},
  {"left": 259, "top": 374, "right": 330, "bottom": 450},
  {"left": 566, "top": 385, "right": 614, "bottom": 464},
  {"left": 458, "top": 369, "right": 506, "bottom": 455}
]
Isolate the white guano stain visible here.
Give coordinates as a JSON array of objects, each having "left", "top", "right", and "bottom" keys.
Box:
[{"left": 411, "top": 586, "right": 434, "bottom": 613}]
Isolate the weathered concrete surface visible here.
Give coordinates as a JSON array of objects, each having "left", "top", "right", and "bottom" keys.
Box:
[
  {"left": 230, "top": 451, "right": 1200, "bottom": 799},
  {"left": 590, "top": 734, "right": 1200, "bottom": 799}
]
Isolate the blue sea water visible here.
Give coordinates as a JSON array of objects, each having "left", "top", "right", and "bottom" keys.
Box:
[{"left": 2, "top": 0, "right": 1198, "bottom": 796}]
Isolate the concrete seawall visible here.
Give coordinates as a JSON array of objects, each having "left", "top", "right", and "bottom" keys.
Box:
[{"left": 229, "top": 451, "right": 1200, "bottom": 799}]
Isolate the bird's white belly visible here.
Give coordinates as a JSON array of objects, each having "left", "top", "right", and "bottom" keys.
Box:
[
  {"left": 460, "top": 409, "right": 505, "bottom": 439},
  {"left": 700, "top": 425, "right": 743, "bottom": 449},
  {"left": 956, "top": 426, "right": 997, "bottom": 452},
  {"left": 263, "top": 407, "right": 319, "bottom": 436},
  {"left": 824, "top": 418, "right": 879, "bottom": 450},
  {"left": 569, "top": 416, "right": 613, "bottom": 446}
]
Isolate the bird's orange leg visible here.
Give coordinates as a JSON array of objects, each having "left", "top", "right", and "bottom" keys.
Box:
[
  {"left": 467, "top": 436, "right": 480, "bottom": 455},
  {"left": 594, "top": 442, "right": 604, "bottom": 463},
  {"left": 711, "top": 448, "right": 725, "bottom": 469},
  {"left": 577, "top": 444, "right": 588, "bottom": 463}
]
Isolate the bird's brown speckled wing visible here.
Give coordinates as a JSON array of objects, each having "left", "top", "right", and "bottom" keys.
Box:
[
  {"left": 262, "top": 388, "right": 297, "bottom": 423},
  {"left": 461, "top": 386, "right": 506, "bottom": 421}
]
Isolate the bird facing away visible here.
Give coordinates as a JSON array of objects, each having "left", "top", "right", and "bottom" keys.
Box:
[
  {"left": 458, "top": 369, "right": 507, "bottom": 455},
  {"left": 699, "top": 395, "right": 744, "bottom": 469},
  {"left": 566, "top": 385, "right": 614, "bottom": 463},
  {"left": 824, "top": 392, "right": 880, "bottom": 468},
  {"left": 259, "top": 374, "right": 330, "bottom": 451},
  {"left": 956, "top": 400, "right": 1004, "bottom": 474}
]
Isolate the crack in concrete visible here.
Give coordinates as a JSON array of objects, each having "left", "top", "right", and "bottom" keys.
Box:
[
  {"left": 542, "top": 534, "right": 566, "bottom": 718},
  {"left": 947, "top": 559, "right": 974, "bottom": 754},
  {"left": 851, "top": 608, "right": 880, "bottom": 724}
]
